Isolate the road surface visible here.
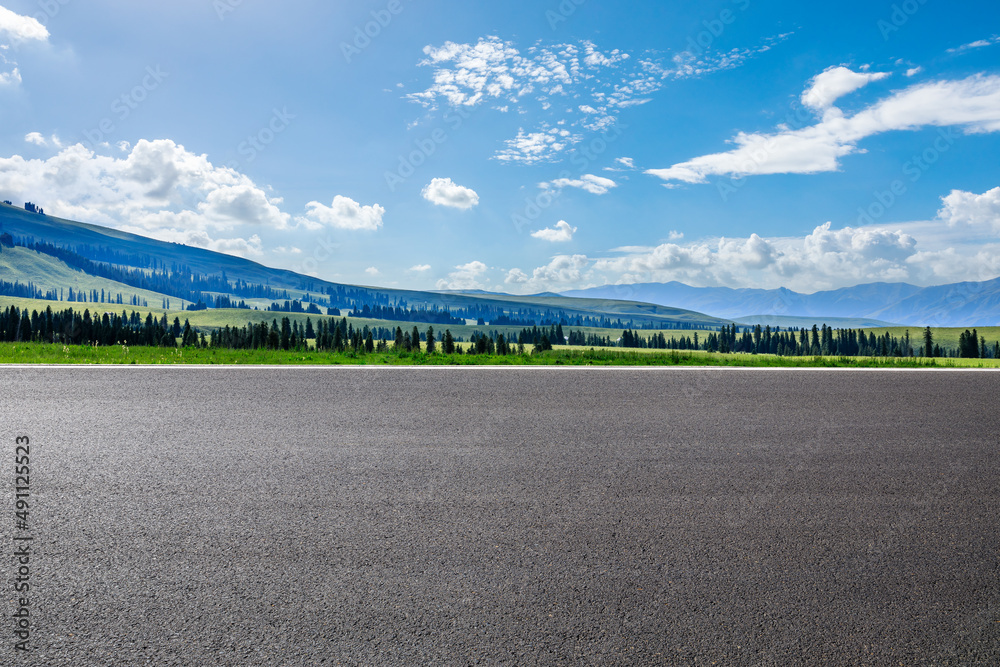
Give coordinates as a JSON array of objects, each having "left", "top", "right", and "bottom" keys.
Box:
[{"left": 2, "top": 367, "right": 999, "bottom": 665}]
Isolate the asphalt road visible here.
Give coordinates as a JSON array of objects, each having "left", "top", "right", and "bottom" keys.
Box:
[{"left": 2, "top": 367, "right": 999, "bottom": 665}]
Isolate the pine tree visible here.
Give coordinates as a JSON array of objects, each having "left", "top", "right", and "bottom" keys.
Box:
[
  {"left": 443, "top": 329, "right": 455, "bottom": 354},
  {"left": 412, "top": 326, "right": 421, "bottom": 353},
  {"left": 280, "top": 317, "right": 291, "bottom": 350},
  {"left": 923, "top": 326, "right": 934, "bottom": 357},
  {"left": 426, "top": 326, "right": 436, "bottom": 354}
]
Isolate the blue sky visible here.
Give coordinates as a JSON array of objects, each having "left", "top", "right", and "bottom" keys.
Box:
[{"left": 1, "top": 0, "right": 999, "bottom": 294}]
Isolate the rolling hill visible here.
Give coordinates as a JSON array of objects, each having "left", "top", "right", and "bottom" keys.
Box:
[{"left": 0, "top": 203, "right": 728, "bottom": 331}]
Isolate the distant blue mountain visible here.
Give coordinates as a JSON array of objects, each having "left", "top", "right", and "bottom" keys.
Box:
[{"left": 563, "top": 279, "right": 1000, "bottom": 327}]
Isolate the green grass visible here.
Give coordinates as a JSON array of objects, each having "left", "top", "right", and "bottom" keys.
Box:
[{"left": 3, "top": 342, "right": 999, "bottom": 368}]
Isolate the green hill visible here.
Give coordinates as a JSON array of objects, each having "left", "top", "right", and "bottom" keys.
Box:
[
  {"left": 0, "top": 245, "right": 187, "bottom": 308},
  {"left": 0, "top": 203, "right": 728, "bottom": 331}
]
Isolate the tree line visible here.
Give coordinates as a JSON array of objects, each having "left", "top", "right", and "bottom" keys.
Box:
[
  {"left": 618, "top": 323, "right": 1000, "bottom": 359},
  {"left": 0, "top": 305, "right": 194, "bottom": 347}
]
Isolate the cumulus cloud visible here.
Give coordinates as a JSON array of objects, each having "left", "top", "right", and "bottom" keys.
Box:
[
  {"left": 504, "top": 268, "right": 529, "bottom": 285},
  {"left": 425, "top": 188, "right": 1000, "bottom": 295},
  {"left": 409, "top": 264, "right": 432, "bottom": 272},
  {"left": 531, "top": 220, "right": 577, "bottom": 243},
  {"left": 299, "top": 195, "right": 385, "bottom": 231},
  {"left": 24, "top": 132, "right": 47, "bottom": 146},
  {"left": 421, "top": 177, "right": 479, "bottom": 209},
  {"left": 0, "top": 6, "right": 49, "bottom": 44},
  {"left": 539, "top": 173, "right": 617, "bottom": 195},
  {"left": 505, "top": 255, "right": 593, "bottom": 292},
  {"left": 436, "top": 260, "right": 489, "bottom": 290},
  {"left": 0, "top": 139, "right": 296, "bottom": 257},
  {"left": 647, "top": 73, "right": 1000, "bottom": 184},
  {"left": 365, "top": 267, "right": 380, "bottom": 276},
  {"left": 500, "top": 216, "right": 1000, "bottom": 295},
  {"left": 939, "top": 186, "right": 1000, "bottom": 232}
]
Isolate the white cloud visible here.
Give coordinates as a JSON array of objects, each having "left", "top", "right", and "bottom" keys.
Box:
[
  {"left": 948, "top": 36, "right": 1000, "bottom": 53},
  {"left": 505, "top": 255, "right": 593, "bottom": 292},
  {"left": 906, "top": 67, "right": 923, "bottom": 77},
  {"left": 0, "top": 6, "right": 49, "bottom": 43},
  {"left": 421, "top": 177, "right": 479, "bottom": 209},
  {"left": 0, "top": 140, "right": 290, "bottom": 257},
  {"left": 504, "top": 268, "right": 529, "bottom": 285},
  {"left": 0, "top": 6, "right": 49, "bottom": 86},
  {"left": 531, "top": 220, "right": 577, "bottom": 242},
  {"left": 200, "top": 234, "right": 264, "bottom": 257},
  {"left": 299, "top": 195, "right": 385, "bottom": 231},
  {"left": 665, "top": 33, "right": 791, "bottom": 80},
  {"left": 504, "top": 215, "right": 1000, "bottom": 295},
  {"left": 436, "top": 260, "right": 489, "bottom": 291},
  {"left": 801, "top": 66, "right": 890, "bottom": 111},
  {"left": 939, "top": 187, "right": 1000, "bottom": 232},
  {"left": 616, "top": 157, "right": 635, "bottom": 169},
  {"left": 24, "top": 132, "right": 47, "bottom": 146},
  {"left": 495, "top": 126, "right": 580, "bottom": 164},
  {"left": 540, "top": 173, "right": 617, "bottom": 195},
  {"left": 409, "top": 264, "right": 431, "bottom": 272},
  {"left": 491, "top": 189, "right": 1000, "bottom": 294},
  {"left": 408, "top": 34, "right": 787, "bottom": 163},
  {"left": 0, "top": 65, "right": 21, "bottom": 86},
  {"left": 647, "top": 73, "right": 1000, "bottom": 184},
  {"left": 365, "top": 266, "right": 380, "bottom": 276}
]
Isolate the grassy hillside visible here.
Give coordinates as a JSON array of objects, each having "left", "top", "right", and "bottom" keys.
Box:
[
  {"left": 0, "top": 246, "right": 189, "bottom": 308},
  {"left": 0, "top": 202, "right": 307, "bottom": 289}
]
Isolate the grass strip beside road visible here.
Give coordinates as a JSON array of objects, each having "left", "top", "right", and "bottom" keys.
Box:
[{"left": 2, "top": 343, "right": 999, "bottom": 368}]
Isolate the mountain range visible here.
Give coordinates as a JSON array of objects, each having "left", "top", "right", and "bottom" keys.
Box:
[{"left": 562, "top": 280, "right": 1000, "bottom": 328}]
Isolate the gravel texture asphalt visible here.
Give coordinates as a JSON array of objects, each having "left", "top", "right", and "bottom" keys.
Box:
[{"left": 2, "top": 366, "right": 999, "bottom": 665}]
